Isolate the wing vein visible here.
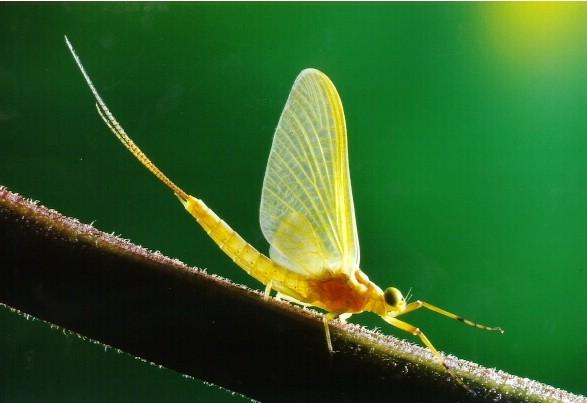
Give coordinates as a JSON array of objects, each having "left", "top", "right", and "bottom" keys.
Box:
[{"left": 260, "top": 69, "right": 360, "bottom": 276}]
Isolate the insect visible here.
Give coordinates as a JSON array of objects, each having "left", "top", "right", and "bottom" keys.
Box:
[{"left": 65, "top": 36, "right": 503, "bottom": 386}]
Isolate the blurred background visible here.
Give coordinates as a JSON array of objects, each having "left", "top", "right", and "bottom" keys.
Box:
[{"left": 1, "top": 3, "right": 586, "bottom": 401}]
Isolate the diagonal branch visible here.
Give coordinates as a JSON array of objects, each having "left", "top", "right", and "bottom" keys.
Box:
[{"left": 0, "top": 185, "right": 582, "bottom": 402}]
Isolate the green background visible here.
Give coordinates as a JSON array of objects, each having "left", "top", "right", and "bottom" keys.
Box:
[{"left": 1, "top": 3, "right": 586, "bottom": 400}]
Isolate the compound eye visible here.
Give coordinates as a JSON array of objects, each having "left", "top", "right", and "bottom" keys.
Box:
[{"left": 384, "top": 287, "right": 403, "bottom": 307}]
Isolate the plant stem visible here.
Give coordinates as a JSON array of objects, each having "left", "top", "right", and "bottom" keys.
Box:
[{"left": 0, "top": 186, "right": 582, "bottom": 402}]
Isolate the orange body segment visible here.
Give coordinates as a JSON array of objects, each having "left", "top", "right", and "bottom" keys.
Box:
[{"left": 308, "top": 273, "right": 371, "bottom": 313}]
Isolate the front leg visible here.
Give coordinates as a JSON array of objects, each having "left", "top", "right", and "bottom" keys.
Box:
[
  {"left": 383, "top": 316, "right": 474, "bottom": 394},
  {"left": 401, "top": 300, "right": 503, "bottom": 332}
]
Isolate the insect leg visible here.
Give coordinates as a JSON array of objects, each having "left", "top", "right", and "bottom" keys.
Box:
[
  {"left": 383, "top": 316, "right": 473, "bottom": 393},
  {"left": 385, "top": 316, "right": 444, "bottom": 362},
  {"left": 402, "top": 301, "right": 503, "bottom": 333},
  {"left": 338, "top": 312, "right": 352, "bottom": 322},
  {"left": 323, "top": 312, "right": 340, "bottom": 353},
  {"left": 264, "top": 280, "right": 273, "bottom": 300}
]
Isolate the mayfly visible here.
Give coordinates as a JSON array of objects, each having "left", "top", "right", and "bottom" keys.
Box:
[{"left": 65, "top": 36, "right": 503, "bottom": 385}]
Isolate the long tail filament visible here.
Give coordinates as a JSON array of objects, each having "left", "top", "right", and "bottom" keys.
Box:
[{"left": 65, "top": 35, "right": 188, "bottom": 202}]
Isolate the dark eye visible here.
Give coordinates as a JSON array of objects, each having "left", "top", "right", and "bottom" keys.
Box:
[{"left": 384, "top": 287, "right": 399, "bottom": 306}]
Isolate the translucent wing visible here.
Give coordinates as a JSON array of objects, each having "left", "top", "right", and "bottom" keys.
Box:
[{"left": 260, "top": 69, "right": 359, "bottom": 276}]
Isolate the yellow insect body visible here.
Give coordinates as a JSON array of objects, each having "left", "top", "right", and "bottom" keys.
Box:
[{"left": 66, "top": 36, "right": 502, "bottom": 386}]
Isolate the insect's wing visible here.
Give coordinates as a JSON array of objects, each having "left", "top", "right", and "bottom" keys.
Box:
[{"left": 260, "top": 69, "right": 360, "bottom": 276}]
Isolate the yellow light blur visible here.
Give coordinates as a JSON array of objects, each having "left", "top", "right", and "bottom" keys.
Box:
[{"left": 484, "top": 3, "right": 585, "bottom": 70}]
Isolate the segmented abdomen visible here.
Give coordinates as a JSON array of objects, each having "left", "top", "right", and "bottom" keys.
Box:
[{"left": 183, "top": 196, "right": 310, "bottom": 300}]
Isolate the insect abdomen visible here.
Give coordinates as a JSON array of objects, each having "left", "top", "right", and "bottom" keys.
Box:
[{"left": 183, "top": 196, "right": 298, "bottom": 289}]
